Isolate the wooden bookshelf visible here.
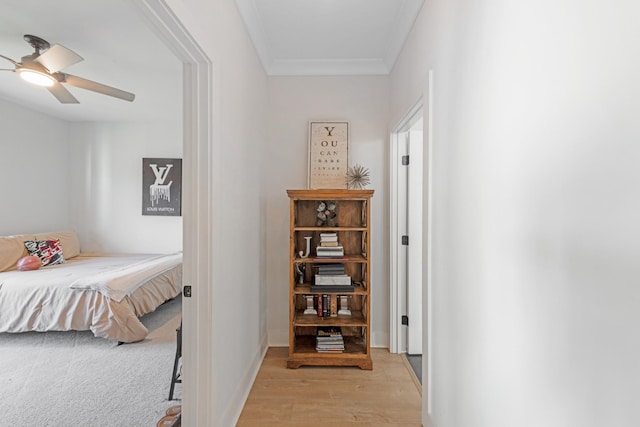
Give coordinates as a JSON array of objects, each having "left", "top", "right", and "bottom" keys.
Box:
[{"left": 287, "top": 189, "right": 374, "bottom": 369}]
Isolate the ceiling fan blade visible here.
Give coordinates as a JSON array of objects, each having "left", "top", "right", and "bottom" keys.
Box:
[
  {"left": 47, "top": 81, "right": 79, "bottom": 104},
  {"left": 60, "top": 73, "right": 135, "bottom": 102},
  {"left": 35, "top": 44, "right": 83, "bottom": 73},
  {"left": 0, "top": 54, "right": 19, "bottom": 66}
]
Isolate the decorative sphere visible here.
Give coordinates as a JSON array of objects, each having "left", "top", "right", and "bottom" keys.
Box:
[{"left": 17, "top": 255, "right": 42, "bottom": 271}]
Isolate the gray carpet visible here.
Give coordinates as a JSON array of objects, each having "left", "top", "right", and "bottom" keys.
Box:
[
  {"left": 406, "top": 354, "right": 422, "bottom": 384},
  {"left": 0, "top": 296, "right": 182, "bottom": 427}
]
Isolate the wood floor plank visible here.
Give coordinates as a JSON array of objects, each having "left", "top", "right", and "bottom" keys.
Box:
[{"left": 237, "top": 347, "right": 422, "bottom": 426}]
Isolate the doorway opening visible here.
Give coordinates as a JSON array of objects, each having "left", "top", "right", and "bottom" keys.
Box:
[
  {"left": 136, "top": 1, "right": 214, "bottom": 425},
  {"left": 391, "top": 72, "right": 434, "bottom": 426},
  {"left": 390, "top": 99, "right": 424, "bottom": 380}
]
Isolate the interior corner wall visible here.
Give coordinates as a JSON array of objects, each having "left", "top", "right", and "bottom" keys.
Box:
[
  {"left": 0, "top": 99, "right": 71, "bottom": 235},
  {"left": 392, "top": 1, "right": 640, "bottom": 427},
  {"left": 265, "top": 76, "right": 390, "bottom": 348}
]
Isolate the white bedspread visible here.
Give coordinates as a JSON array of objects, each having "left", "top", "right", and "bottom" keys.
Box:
[
  {"left": 68, "top": 252, "right": 182, "bottom": 301},
  {"left": 0, "top": 253, "right": 182, "bottom": 342}
]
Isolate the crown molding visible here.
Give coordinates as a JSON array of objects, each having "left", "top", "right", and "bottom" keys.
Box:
[
  {"left": 267, "top": 58, "right": 389, "bottom": 76},
  {"left": 384, "top": 0, "right": 424, "bottom": 69},
  {"left": 236, "top": 0, "right": 424, "bottom": 76},
  {"left": 235, "top": 0, "right": 272, "bottom": 74}
]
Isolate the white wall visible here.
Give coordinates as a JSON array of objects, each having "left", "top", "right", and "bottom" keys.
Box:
[
  {"left": 0, "top": 99, "right": 71, "bottom": 235},
  {"left": 68, "top": 121, "right": 182, "bottom": 253},
  {"left": 391, "top": 1, "right": 640, "bottom": 426},
  {"left": 165, "top": 0, "right": 269, "bottom": 425},
  {"left": 0, "top": 99, "right": 182, "bottom": 253},
  {"left": 265, "top": 76, "right": 390, "bottom": 347}
]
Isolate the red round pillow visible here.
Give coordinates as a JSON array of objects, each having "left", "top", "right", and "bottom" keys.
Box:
[{"left": 17, "top": 255, "right": 42, "bottom": 271}]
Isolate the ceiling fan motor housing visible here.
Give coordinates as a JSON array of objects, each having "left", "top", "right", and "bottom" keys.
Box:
[{"left": 24, "top": 34, "right": 50, "bottom": 54}]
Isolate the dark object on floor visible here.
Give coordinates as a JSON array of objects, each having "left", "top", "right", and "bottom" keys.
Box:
[
  {"left": 169, "top": 321, "right": 182, "bottom": 400},
  {"left": 406, "top": 354, "right": 422, "bottom": 384}
]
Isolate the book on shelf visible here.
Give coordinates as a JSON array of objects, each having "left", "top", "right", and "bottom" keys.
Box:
[
  {"left": 330, "top": 294, "right": 338, "bottom": 317},
  {"left": 316, "top": 326, "right": 342, "bottom": 337},
  {"left": 311, "top": 284, "right": 355, "bottom": 293},
  {"left": 315, "top": 347, "right": 344, "bottom": 353},
  {"left": 318, "top": 232, "right": 340, "bottom": 254},
  {"left": 316, "top": 343, "right": 344, "bottom": 352},
  {"left": 316, "top": 245, "right": 343, "bottom": 251},
  {"left": 315, "top": 263, "right": 345, "bottom": 275},
  {"left": 314, "top": 294, "right": 326, "bottom": 318},
  {"left": 313, "top": 269, "right": 354, "bottom": 292},
  {"left": 316, "top": 294, "right": 322, "bottom": 317},
  {"left": 315, "top": 246, "right": 344, "bottom": 257},
  {"left": 314, "top": 274, "right": 351, "bottom": 286},
  {"left": 319, "top": 238, "right": 338, "bottom": 244},
  {"left": 316, "top": 254, "right": 345, "bottom": 259},
  {"left": 319, "top": 232, "right": 338, "bottom": 240},
  {"left": 316, "top": 326, "right": 344, "bottom": 352},
  {"left": 313, "top": 294, "right": 340, "bottom": 317}
]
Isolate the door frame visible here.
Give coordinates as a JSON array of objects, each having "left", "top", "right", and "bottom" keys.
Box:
[
  {"left": 136, "top": 2, "right": 214, "bottom": 425},
  {"left": 389, "top": 97, "right": 424, "bottom": 354}
]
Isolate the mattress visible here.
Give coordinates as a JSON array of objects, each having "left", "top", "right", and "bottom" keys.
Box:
[{"left": 0, "top": 252, "right": 182, "bottom": 343}]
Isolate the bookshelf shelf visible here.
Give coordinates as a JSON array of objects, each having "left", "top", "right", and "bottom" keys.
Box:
[
  {"left": 287, "top": 189, "right": 374, "bottom": 370},
  {"left": 294, "top": 310, "right": 366, "bottom": 326},
  {"left": 293, "top": 226, "right": 368, "bottom": 232},
  {"left": 293, "top": 255, "right": 368, "bottom": 264},
  {"left": 293, "top": 284, "right": 368, "bottom": 295}
]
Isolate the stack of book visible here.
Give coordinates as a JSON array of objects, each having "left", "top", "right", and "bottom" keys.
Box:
[
  {"left": 314, "top": 293, "right": 336, "bottom": 318},
  {"left": 315, "top": 232, "right": 344, "bottom": 258},
  {"left": 312, "top": 263, "right": 354, "bottom": 292},
  {"left": 316, "top": 263, "right": 345, "bottom": 276},
  {"left": 315, "top": 327, "right": 345, "bottom": 353}
]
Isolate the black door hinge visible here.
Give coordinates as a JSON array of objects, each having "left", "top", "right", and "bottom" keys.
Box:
[
  {"left": 183, "top": 285, "right": 192, "bottom": 298},
  {"left": 402, "top": 235, "right": 409, "bottom": 245},
  {"left": 402, "top": 155, "right": 410, "bottom": 165},
  {"left": 402, "top": 315, "right": 409, "bottom": 325}
]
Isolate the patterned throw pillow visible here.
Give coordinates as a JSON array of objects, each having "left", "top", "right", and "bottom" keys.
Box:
[{"left": 24, "top": 239, "right": 65, "bottom": 267}]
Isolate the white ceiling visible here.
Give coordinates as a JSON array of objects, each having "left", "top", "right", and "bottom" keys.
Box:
[
  {"left": 0, "top": 0, "right": 423, "bottom": 122},
  {"left": 237, "top": 0, "right": 424, "bottom": 75}
]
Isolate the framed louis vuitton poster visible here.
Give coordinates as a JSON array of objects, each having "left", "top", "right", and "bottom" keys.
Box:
[
  {"left": 308, "top": 121, "right": 349, "bottom": 189},
  {"left": 142, "top": 158, "right": 182, "bottom": 216}
]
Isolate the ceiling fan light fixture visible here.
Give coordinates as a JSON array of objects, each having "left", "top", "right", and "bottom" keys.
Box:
[
  {"left": 2, "top": 34, "right": 135, "bottom": 103},
  {"left": 18, "top": 68, "right": 55, "bottom": 87}
]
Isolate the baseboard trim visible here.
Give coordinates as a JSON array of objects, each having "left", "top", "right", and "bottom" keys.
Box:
[{"left": 221, "top": 333, "right": 269, "bottom": 426}]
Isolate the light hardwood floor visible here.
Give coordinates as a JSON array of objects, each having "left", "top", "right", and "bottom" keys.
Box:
[{"left": 237, "top": 347, "right": 422, "bottom": 426}]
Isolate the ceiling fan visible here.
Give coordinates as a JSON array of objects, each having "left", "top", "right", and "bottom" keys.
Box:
[{"left": 0, "top": 34, "right": 135, "bottom": 104}]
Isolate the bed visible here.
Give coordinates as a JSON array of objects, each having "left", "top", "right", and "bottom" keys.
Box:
[{"left": 0, "top": 230, "right": 182, "bottom": 343}]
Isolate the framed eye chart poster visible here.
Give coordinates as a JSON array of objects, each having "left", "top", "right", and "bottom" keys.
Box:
[{"left": 308, "top": 121, "right": 349, "bottom": 189}]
